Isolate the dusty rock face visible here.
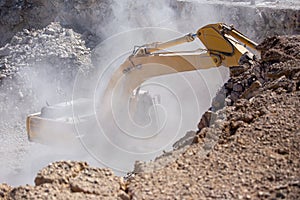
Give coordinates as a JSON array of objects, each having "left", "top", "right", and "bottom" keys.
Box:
[
  {"left": 172, "top": 1, "right": 299, "bottom": 42},
  {"left": 0, "top": 0, "right": 58, "bottom": 47},
  {"left": 0, "top": 0, "right": 299, "bottom": 47},
  {"left": 0, "top": 0, "right": 112, "bottom": 47}
]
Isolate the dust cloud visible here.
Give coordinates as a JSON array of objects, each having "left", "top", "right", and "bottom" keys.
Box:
[
  {"left": 71, "top": 0, "right": 228, "bottom": 174},
  {"left": 0, "top": 0, "right": 228, "bottom": 185}
]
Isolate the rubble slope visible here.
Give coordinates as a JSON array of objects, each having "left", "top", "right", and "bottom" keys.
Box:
[{"left": 127, "top": 35, "right": 300, "bottom": 199}]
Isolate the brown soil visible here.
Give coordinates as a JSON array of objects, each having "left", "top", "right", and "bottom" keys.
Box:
[{"left": 1, "top": 35, "right": 299, "bottom": 199}]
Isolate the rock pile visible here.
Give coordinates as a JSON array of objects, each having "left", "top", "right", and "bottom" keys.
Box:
[
  {"left": 0, "top": 22, "right": 92, "bottom": 119},
  {"left": 0, "top": 22, "right": 91, "bottom": 80},
  {"left": 0, "top": 22, "right": 93, "bottom": 180},
  {"left": 126, "top": 35, "right": 300, "bottom": 199},
  {"left": 1, "top": 161, "right": 129, "bottom": 200},
  {"left": 211, "top": 35, "right": 300, "bottom": 110}
]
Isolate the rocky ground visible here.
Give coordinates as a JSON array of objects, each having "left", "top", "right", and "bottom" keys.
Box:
[
  {"left": 0, "top": 161, "right": 129, "bottom": 199},
  {"left": 1, "top": 35, "right": 299, "bottom": 200}
]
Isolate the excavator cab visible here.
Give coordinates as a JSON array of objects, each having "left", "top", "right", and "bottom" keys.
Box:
[{"left": 129, "top": 88, "right": 161, "bottom": 128}]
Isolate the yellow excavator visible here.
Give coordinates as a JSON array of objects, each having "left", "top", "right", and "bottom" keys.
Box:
[{"left": 26, "top": 23, "right": 259, "bottom": 144}]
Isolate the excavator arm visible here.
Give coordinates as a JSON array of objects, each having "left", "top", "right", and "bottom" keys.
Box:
[{"left": 105, "top": 23, "right": 258, "bottom": 97}]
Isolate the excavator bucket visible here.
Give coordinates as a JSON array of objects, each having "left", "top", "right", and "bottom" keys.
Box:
[{"left": 26, "top": 98, "right": 94, "bottom": 145}]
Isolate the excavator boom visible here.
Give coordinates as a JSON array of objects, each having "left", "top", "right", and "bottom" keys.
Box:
[{"left": 106, "top": 23, "right": 258, "bottom": 97}]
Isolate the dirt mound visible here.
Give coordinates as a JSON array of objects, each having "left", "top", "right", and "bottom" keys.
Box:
[
  {"left": 0, "top": 22, "right": 91, "bottom": 80},
  {"left": 1, "top": 35, "right": 299, "bottom": 199},
  {"left": 1, "top": 161, "right": 129, "bottom": 200},
  {"left": 258, "top": 36, "right": 300, "bottom": 63}
]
